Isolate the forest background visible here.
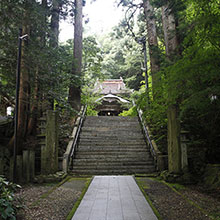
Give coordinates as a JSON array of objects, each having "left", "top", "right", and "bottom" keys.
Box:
[{"left": 0, "top": 0, "right": 220, "bottom": 176}]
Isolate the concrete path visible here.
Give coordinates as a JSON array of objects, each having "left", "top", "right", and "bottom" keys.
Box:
[{"left": 71, "top": 176, "right": 158, "bottom": 220}]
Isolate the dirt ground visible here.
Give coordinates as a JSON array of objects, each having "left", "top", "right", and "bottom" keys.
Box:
[{"left": 15, "top": 176, "right": 220, "bottom": 220}]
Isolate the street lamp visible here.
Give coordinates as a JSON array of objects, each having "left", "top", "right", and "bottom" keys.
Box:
[{"left": 137, "top": 36, "right": 149, "bottom": 91}]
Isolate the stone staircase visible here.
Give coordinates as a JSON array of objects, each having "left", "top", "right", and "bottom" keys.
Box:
[{"left": 71, "top": 116, "right": 155, "bottom": 175}]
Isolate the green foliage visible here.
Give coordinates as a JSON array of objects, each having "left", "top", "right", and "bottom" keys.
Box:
[
  {"left": 134, "top": 84, "right": 168, "bottom": 153},
  {"left": 86, "top": 105, "right": 98, "bottom": 116},
  {"left": 0, "top": 176, "right": 21, "bottom": 220},
  {"left": 119, "top": 106, "right": 137, "bottom": 117},
  {"left": 82, "top": 36, "right": 104, "bottom": 85},
  {"left": 81, "top": 86, "right": 100, "bottom": 116},
  {"left": 98, "top": 19, "right": 145, "bottom": 90}
]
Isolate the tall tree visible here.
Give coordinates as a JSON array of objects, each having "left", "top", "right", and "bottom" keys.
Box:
[
  {"left": 143, "top": 0, "right": 160, "bottom": 94},
  {"left": 15, "top": 1, "right": 31, "bottom": 153},
  {"left": 27, "top": 0, "right": 49, "bottom": 135},
  {"left": 162, "top": 1, "right": 181, "bottom": 174},
  {"left": 68, "top": 0, "right": 83, "bottom": 111},
  {"left": 50, "top": 0, "right": 62, "bottom": 48}
]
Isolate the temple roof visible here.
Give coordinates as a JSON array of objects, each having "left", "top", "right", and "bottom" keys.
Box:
[
  {"left": 93, "top": 78, "right": 132, "bottom": 95},
  {"left": 95, "top": 94, "right": 130, "bottom": 104}
]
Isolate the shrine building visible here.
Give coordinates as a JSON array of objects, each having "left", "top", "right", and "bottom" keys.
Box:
[{"left": 93, "top": 78, "right": 132, "bottom": 116}]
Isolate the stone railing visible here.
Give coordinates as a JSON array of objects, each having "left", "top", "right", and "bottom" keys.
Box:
[
  {"left": 62, "top": 105, "right": 87, "bottom": 173},
  {"left": 136, "top": 106, "right": 168, "bottom": 171}
]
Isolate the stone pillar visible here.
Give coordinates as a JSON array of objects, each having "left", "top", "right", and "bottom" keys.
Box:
[
  {"left": 29, "top": 150, "right": 35, "bottom": 181},
  {"left": 167, "top": 105, "right": 181, "bottom": 174},
  {"left": 157, "top": 154, "right": 168, "bottom": 171},
  {"left": 16, "top": 155, "right": 23, "bottom": 183},
  {"left": 23, "top": 150, "right": 30, "bottom": 183},
  {"left": 180, "top": 131, "right": 189, "bottom": 172},
  {"left": 41, "top": 110, "right": 58, "bottom": 174}
]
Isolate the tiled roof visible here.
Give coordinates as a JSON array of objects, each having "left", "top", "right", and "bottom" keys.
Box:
[{"left": 93, "top": 78, "right": 131, "bottom": 95}]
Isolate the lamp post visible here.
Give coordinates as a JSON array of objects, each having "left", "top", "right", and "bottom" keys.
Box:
[
  {"left": 137, "top": 37, "right": 148, "bottom": 90},
  {"left": 13, "top": 29, "right": 28, "bottom": 182},
  {"left": 137, "top": 37, "right": 150, "bottom": 105}
]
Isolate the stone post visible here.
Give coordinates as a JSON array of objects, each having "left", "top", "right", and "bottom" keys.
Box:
[
  {"left": 23, "top": 150, "right": 30, "bottom": 183},
  {"left": 167, "top": 105, "right": 181, "bottom": 174},
  {"left": 29, "top": 150, "right": 35, "bottom": 181},
  {"left": 41, "top": 110, "right": 58, "bottom": 175},
  {"left": 16, "top": 155, "right": 23, "bottom": 183},
  {"left": 180, "top": 131, "right": 189, "bottom": 172}
]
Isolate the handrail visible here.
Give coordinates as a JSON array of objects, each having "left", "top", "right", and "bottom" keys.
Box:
[
  {"left": 62, "top": 105, "right": 87, "bottom": 173},
  {"left": 70, "top": 105, "right": 87, "bottom": 158},
  {"left": 137, "top": 108, "right": 157, "bottom": 160}
]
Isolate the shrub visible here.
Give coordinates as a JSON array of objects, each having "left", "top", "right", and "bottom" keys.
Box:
[{"left": 0, "top": 176, "right": 21, "bottom": 220}]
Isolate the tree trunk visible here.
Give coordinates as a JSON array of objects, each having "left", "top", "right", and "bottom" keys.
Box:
[
  {"left": 28, "top": 0, "right": 48, "bottom": 134},
  {"left": 47, "top": 0, "right": 63, "bottom": 110},
  {"left": 162, "top": 4, "right": 179, "bottom": 57},
  {"left": 10, "top": 7, "right": 31, "bottom": 154},
  {"left": 68, "top": 0, "right": 83, "bottom": 111},
  {"left": 143, "top": 0, "right": 160, "bottom": 93},
  {"left": 50, "top": 0, "right": 61, "bottom": 48},
  {"left": 162, "top": 2, "right": 181, "bottom": 174},
  {"left": 27, "top": 66, "right": 39, "bottom": 135}
]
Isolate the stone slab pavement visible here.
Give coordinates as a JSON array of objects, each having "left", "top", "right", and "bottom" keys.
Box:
[{"left": 71, "top": 176, "right": 158, "bottom": 220}]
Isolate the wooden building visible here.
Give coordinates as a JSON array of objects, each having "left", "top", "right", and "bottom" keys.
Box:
[{"left": 93, "top": 78, "right": 132, "bottom": 116}]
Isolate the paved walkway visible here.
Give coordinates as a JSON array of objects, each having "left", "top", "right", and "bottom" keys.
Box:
[{"left": 72, "top": 176, "right": 158, "bottom": 220}]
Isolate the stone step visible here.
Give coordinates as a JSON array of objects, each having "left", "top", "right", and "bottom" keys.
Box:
[
  {"left": 74, "top": 153, "right": 151, "bottom": 160},
  {"left": 78, "top": 144, "right": 147, "bottom": 148},
  {"left": 83, "top": 119, "right": 139, "bottom": 125},
  {"left": 75, "top": 150, "right": 151, "bottom": 156},
  {"left": 80, "top": 132, "right": 143, "bottom": 138},
  {"left": 72, "top": 157, "right": 153, "bottom": 163},
  {"left": 83, "top": 121, "right": 140, "bottom": 126},
  {"left": 71, "top": 115, "right": 155, "bottom": 175},
  {"left": 72, "top": 165, "right": 155, "bottom": 171},
  {"left": 77, "top": 146, "right": 147, "bottom": 151},
  {"left": 70, "top": 167, "right": 155, "bottom": 175},
  {"left": 72, "top": 160, "right": 154, "bottom": 166},
  {"left": 79, "top": 136, "right": 145, "bottom": 142},
  {"left": 83, "top": 124, "right": 140, "bottom": 128},
  {"left": 78, "top": 140, "right": 146, "bottom": 146},
  {"left": 81, "top": 126, "right": 141, "bottom": 132},
  {"left": 81, "top": 127, "right": 143, "bottom": 135},
  {"left": 76, "top": 148, "right": 149, "bottom": 153},
  {"left": 85, "top": 116, "right": 139, "bottom": 121},
  {"left": 79, "top": 138, "right": 145, "bottom": 144}
]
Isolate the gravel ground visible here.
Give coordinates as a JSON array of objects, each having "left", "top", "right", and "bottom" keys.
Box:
[
  {"left": 136, "top": 177, "right": 220, "bottom": 220},
  {"left": 15, "top": 178, "right": 89, "bottom": 220},
  {"left": 15, "top": 176, "right": 220, "bottom": 220}
]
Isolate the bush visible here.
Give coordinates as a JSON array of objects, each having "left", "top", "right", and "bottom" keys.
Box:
[
  {"left": 0, "top": 176, "right": 21, "bottom": 220},
  {"left": 86, "top": 105, "right": 98, "bottom": 116},
  {"left": 119, "top": 106, "right": 137, "bottom": 116}
]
